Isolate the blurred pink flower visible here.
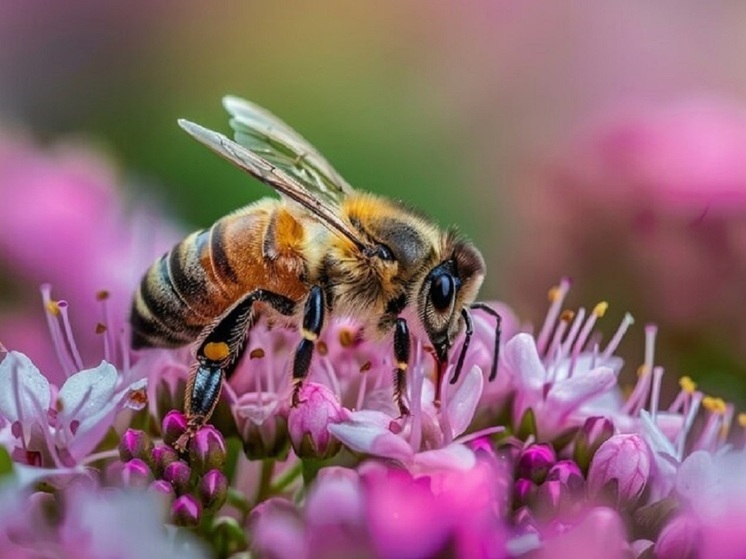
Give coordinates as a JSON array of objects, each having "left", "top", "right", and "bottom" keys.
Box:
[
  {"left": 2, "top": 484, "right": 208, "bottom": 558},
  {"left": 251, "top": 457, "right": 508, "bottom": 559},
  {"left": 508, "top": 98, "right": 746, "bottom": 373},
  {"left": 0, "top": 134, "right": 180, "bottom": 383}
]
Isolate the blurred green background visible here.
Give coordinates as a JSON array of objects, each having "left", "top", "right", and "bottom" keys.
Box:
[{"left": 2, "top": 1, "right": 746, "bottom": 400}]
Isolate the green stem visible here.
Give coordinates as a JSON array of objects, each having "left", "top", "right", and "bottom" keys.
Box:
[
  {"left": 227, "top": 488, "right": 252, "bottom": 515},
  {"left": 270, "top": 461, "right": 303, "bottom": 494},
  {"left": 254, "top": 459, "right": 275, "bottom": 505}
]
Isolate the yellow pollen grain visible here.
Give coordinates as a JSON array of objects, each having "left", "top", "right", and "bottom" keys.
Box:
[
  {"left": 738, "top": 413, "right": 746, "bottom": 428},
  {"left": 359, "top": 360, "right": 372, "bottom": 373},
  {"left": 249, "top": 348, "right": 265, "bottom": 360},
  {"left": 203, "top": 341, "right": 230, "bottom": 361},
  {"left": 593, "top": 301, "right": 609, "bottom": 317},
  {"left": 339, "top": 329, "right": 355, "bottom": 348},
  {"left": 317, "top": 341, "right": 329, "bottom": 356},
  {"left": 96, "top": 290, "right": 110, "bottom": 301},
  {"left": 548, "top": 285, "right": 561, "bottom": 302},
  {"left": 95, "top": 323, "right": 107, "bottom": 335},
  {"left": 560, "top": 310, "right": 575, "bottom": 322},
  {"left": 702, "top": 396, "right": 726, "bottom": 415},
  {"left": 302, "top": 329, "right": 318, "bottom": 342},
  {"left": 679, "top": 376, "right": 697, "bottom": 394},
  {"left": 637, "top": 364, "right": 650, "bottom": 378},
  {"left": 46, "top": 300, "right": 60, "bottom": 316}
]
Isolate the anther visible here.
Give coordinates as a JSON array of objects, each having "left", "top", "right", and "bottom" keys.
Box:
[
  {"left": 592, "top": 301, "right": 609, "bottom": 317},
  {"left": 679, "top": 376, "right": 697, "bottom": 394},
  {"left": 339, "top": 329, "right": 356, "bottom": 347},
  {"left": 249, "top": 348, "right": 265, "bottom": 360},
  {"left": 46, "top": 300, "right": 61, "bottom": 316}
]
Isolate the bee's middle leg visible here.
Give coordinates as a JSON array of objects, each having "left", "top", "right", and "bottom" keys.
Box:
[
  {"left": 393, "top": 317, "right": 411, "bottom": 417},
  {"left": 291, "top": 285, "right": 325, "bottom": 406}
]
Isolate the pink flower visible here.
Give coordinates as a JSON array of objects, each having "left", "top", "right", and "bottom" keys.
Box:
[
  {"left": 288, "top": 382, "right": 346, "bottom": 459},
  {"left": 0, "top": 351, "right": 145, "bottom": 468},
  {"left": 329, "top": 355, "right": 491, "bottom": 469},
  {"left": 0, "top": 135, "right": 180, "bottom": 384},
  {"left": 528, "top": 507, "right": 630, "bottom": 559},
  {"left": 587, "top": 434, "right": 651, "bottom": 508},
  {"left": 250, "top": 457, "right": 508, "bottom": 559}
]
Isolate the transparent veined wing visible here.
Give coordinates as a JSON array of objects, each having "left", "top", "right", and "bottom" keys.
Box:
[
  {"left": 223, "top": 96, "right": 355, "bottom": 206},
  {"left": 178, "top": 118, "right": 368, "bottom": 252}
]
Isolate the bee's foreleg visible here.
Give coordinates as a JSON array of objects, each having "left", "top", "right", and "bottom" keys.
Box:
[
  {"left": 178, "top": 289, "right": 295, "bottom": 451},
  {"left": 291, "top": 285, "right": 325, "bottom": 406},
  {"left": 393, "top": 317, "right": 411, "bottom": 417},
  {"left": 450, "top": 308, "right": 474, "bottom": 385},
  {"left": 470, "top": 302, "right": 502, "bottom": 381}
]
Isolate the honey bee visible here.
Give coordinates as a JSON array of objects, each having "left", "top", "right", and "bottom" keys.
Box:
[{"left": 130, "top": 96, "right": 501, "bottom": 447}]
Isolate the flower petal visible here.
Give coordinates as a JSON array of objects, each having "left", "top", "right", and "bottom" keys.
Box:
[
  {"left": 57, "top": 361, "right": 120, "bottom": 460},
  {"left": 548, "top": 366, "right": 616, "bottom": 412},
  {"left": 412, "top": 443, "right": 476, "bottom": 473},
  {"left": 0, "top": 351, "right": 50, "bottom": 428},
  {"left": 502, "top": 334, "right": 545, "bottom": 391},
  {"left": 329, "top": 411, "right": 413, "bottom": 464},
  {"left": 446, "top": 365, "right": 483, "bottom": 439}
]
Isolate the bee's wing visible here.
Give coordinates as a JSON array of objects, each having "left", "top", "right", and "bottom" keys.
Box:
[
  {"left": 178, "top": 119, "right": 368, "bottom": 251},
  {"left": 223, "top": 95, "right": 355, "bottom": 206}
]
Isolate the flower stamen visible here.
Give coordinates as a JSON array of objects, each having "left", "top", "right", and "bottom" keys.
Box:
[
  {"left": 601, "top": 312, "right": 635, "bottom": 361},
  {"left": 536, "top": 278, "right": 571, "bottom": 355}
]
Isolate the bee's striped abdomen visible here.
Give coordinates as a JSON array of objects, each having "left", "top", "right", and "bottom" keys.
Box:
[
  {"left": 131, "top": 224, "right": 240, "bottom": 349},
  {"left": 130, "top": 199, "right": 312, "bottom": 351}
]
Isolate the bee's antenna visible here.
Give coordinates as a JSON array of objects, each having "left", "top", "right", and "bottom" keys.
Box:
[{"left": 469, "top": 302, "right": 502, "bottom": 382}]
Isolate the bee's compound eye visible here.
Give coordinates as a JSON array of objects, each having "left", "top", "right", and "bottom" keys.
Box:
[{"left": 430, "top": 273, "right": 455, "bottom": 312}]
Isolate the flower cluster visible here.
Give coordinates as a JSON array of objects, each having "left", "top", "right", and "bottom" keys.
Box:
[{"left": 0, "top": 130, "right": 744, "bottom": 559}]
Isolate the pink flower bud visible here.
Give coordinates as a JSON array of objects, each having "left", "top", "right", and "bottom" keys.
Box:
[
  {"left": 198, "top": 469, "right": 228, "bottom": 512},
  {"left": 150, "top": 479, "right": 176, "bottom": 509},
  {"left": 162, "top": 410, "right": 188, "bottom": 447},
  {"left": 163, "top": 460, "right": 192, "bottom": 495},
  {"left": 546, "top": 460, "right": 585, "bottom": 493},
  {"left": 654, "top": 515, "right": 701, "bottom": 559},
  {"left": 516, "top": 443, "right": 556, "bottom": 484},
  {"left": 288, "top": 383, "right": 344, "bottom": 459},
  {"left": 172, "top": 494, "right": 201, "bottom": 527},
  {"left": 118, "top": 429, "right": 154, "bottom": 464},
  {"left": 574, "top": 416, "right": 614, "bottom": 472},
  {"left": 234, "top": 394, "right": 290, "bottom": 460},
  {"left": 121, "top": 458, "right": 152, "bottom": 488},
  {"left": 588, "top": 434, "right": 650, "bottom": 508},
  {"left": 152, "top": 444, "right": 179, "bottom": 478},
  {"left": 188, "top": 425, "right": 227, "bottom": 474},
  {"left": 513, "top": 478, "right": 536, "bottom": 508}
]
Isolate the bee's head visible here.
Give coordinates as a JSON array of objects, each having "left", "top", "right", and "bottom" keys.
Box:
[{"left": 417, "top": 235, "right": 485, "bottom": 363}]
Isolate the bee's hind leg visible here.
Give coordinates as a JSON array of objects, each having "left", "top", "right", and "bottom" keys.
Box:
[
  {"left": 176, "top": 289, "right": 296, "bottom": 452},
  {"left": 291, "top": 285, "right": 325, "bottom": 407}
]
